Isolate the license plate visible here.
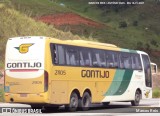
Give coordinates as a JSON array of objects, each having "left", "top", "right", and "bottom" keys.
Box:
[{"left": 20, "top": 94, "right": 27, "bottom": 97}]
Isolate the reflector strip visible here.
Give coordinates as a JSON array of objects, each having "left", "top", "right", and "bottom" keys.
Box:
[{"left": 10, "top": 69, "right": 39, "bottom": 72}]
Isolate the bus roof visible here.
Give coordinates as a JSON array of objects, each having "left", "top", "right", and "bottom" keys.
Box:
[
  {"left": 8, "top": 36, "right": 148, "bottom": 55},
  {"left": 65, "top": 40, "right": 118, "bottom": 48}
]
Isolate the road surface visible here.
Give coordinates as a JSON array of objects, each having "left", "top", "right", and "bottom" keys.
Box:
[{"left": 0, "top": 99, "right": 160, "bottom": 116}]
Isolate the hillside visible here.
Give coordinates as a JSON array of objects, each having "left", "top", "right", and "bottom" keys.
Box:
[
  {"left": 0, "top": 3, "right": 83, "bottom": 68},
  {"left": 55, "top": 0, "right": 160, "bottom": 64}
]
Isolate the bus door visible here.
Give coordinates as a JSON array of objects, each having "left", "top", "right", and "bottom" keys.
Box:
[{"left": 141, "top": 54, "right": 152, "bottom": 98}]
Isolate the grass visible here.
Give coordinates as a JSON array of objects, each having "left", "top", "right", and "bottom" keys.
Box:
[
  {"left": 10, "top": 0, "right": 71, "bottom": 17},
  {"left": 0, "top": 85, "right": 4, "bottom": 102},
  {"left": 153, "top": 88, "right": 160, "bottom": 98}
]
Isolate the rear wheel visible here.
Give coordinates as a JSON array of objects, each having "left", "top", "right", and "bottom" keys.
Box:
[
  {"left": 79, "top": 92, "right": 91, "bottom": 111},
  {"left": 66, "top": 92, "right": 79, "bottom": 112},
  {"left": 131, "top": 90, "right": 141, "bottom": 106}
]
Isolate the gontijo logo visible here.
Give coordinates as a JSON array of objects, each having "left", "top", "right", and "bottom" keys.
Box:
[{"left": 15, "top": 43, "right": 34, "bottom": 53}]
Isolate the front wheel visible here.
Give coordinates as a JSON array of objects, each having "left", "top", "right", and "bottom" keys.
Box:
[
  {"left": 78, "top": 92, "right": 91, "bottom": 111},
  {"left": 131, "top": 90, "right": 141, "bottom": 106},
  {"left": 66, "top": 92, "right": 79, "bottom": 112}
]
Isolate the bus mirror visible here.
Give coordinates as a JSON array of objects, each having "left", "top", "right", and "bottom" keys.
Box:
[{"left": 150, "top": 62, "right": 157, "bottom": 75}]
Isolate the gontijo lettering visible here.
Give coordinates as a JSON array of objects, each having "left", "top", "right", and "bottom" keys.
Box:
[
  {"left": 7, "top": 62, "right": 42, "bottom": 68},
  {"left": 81, "top": 70, "right": 109, "bottom": 78}
]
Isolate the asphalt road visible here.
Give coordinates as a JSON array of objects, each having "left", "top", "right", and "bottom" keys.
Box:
[{"left": 0, "top": 99, "right": 160, "bottom": 116}]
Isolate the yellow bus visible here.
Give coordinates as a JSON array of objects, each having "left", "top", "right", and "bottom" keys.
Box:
[{"left": 5, "top": 36, "right": 152, "bottom": 111}]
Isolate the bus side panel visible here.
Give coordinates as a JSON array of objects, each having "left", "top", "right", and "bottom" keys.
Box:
[
  {"left": 50, "top": 81, "right": 114, "bottom": 104},
  {"left": 102, "top": 70, "right": 143, "bottom": 102},
  {"left": 50, "top": 81, "right": 68, "bottom": 104},
  {"left": 48, "top": 66, "right": 116, "bottom": 104}
]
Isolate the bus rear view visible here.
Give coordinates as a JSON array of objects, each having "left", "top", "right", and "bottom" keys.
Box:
[{"left": 5, "top": 36, "right": 48, "bottom": 104}]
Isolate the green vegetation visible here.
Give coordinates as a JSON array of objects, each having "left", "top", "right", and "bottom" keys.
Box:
[
  {"left": 0, "top": 85, "right": 4, "bottom": 102},
  {"left": 56, "top": 0, "right": 160, "bottom": 47},
  {"left": 56, "top": 0, "right": 160, "bottom": 65},
  {"left": 153, "top": 88, "right": 160, "bottom": 98},
  {"left": 10, "top": 0, "right": 70, "bottom": 17}
]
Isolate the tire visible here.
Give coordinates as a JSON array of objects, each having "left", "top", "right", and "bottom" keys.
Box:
[
  {"left": 79, "top": 92, "right": 91, "bottom": 111},
  {"left": 66, "top": 92, "right": 79, "bottom": 112},
  {"left": 131, "top": 90, "right": 141, "bottom": 106},
  {"left": 102, "top": 102, "right": 110, "bottom": 106}
]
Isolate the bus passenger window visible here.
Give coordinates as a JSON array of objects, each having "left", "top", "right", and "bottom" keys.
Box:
[
  {"left": 79, "top": 49, "right": 92, "bottom": 66},
  {"left": 57, "top": 45, "right": 65, "bottom": 65},
  {"left": 53, "top": 45, "right": 58, "bottom": 64},
  {"left": 99, "top": 51, "right": 106, "bottom": 67},
  {"left": 131, "top": 54, "right": 142, "bottom": 70},
  {"left": 92, "top": 50, "right": 106, "bottom": 67},
  {"left": 65, "top": 47, "right": 79, "bottom": 66},
  {"left": 106, "top": 52, "right": 113, "bottom": 68},
  {"left": 80, "top": 52, "right": 85, "bottom": 66},
  {"left": 106, "top": 51, "right": 119, "bottom": 68},
  {"left": 92, "top": 50, "right": 101, "bottom": 67},
  {"left": 120, "top": 53, "right": 131, "bottom": 69}
]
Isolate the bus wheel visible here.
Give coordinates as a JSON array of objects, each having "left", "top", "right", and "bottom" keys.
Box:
[
  {"left": 66, "top": 92, "right": 79, "bottom": 112},
  {"left": 102, "top": 102, "right": 110, "bottom": 106},
  {"left": 131, "top": 90, "right": 141, "bottom": 106},
  {"left": 79, "top": 92, "right": 91, "bottom": 111}
]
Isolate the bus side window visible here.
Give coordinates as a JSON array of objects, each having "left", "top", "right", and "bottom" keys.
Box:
[
  {"left": 131, "top": 54, "right": 136, "bottom": 69},
  {"left": 80, "top": 49, "right": 92, "bottom": 66},
  {"left": 99, "top": 51, "right": 106, "bottom": 67},
  {"left": 106, "top": 52, "right": 114, "bottom": 68},
  {"left": 80, "top": 51, "right": 85, "bottom": 66},
  {"left": 113, "top": 52, "right": 119, "bottom": 68},
  {"left": 131, "top": 54, "right": 142, "bottom": 70},
  {"left": 92, "top": 50, "right": 106, "bottom": 67},
  {"left": 92, "top": 50, "right": 101, "bottom": 67},
  {"left": 52, "top": 44, "right": 58, "bottom": 64},
  {"left": 65, "top": 46, "right": 79, "bottom": 66},
  {"left": 106, "top": 51, "right": 119, "bottom": 68},
  {"left": 57, "top": 45, "right": 65, "bottom": 65},
  {"left": 120, "top": 53, "right": 131, "bottom": 69},
  {"left": 135, "top": 55, "right": 142, "bottom": 70}
]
